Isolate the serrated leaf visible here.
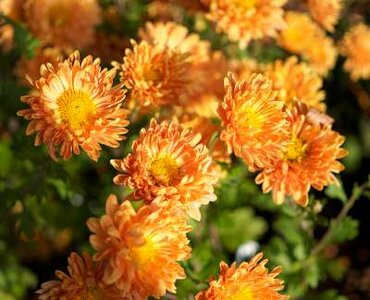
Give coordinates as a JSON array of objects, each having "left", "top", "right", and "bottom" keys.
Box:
[{"left": 214, "top": 208, "right": 267, "bottom": 252}]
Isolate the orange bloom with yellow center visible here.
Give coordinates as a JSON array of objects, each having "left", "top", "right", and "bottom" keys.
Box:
[
  {"left": 196, "top": 252, "right": 289, "bottom": 300},
  {"left": 278, "top": 12, "right": 337, "bottom": 76},
  {"left": 307, "top": 0, "right": 343, "bottom": 32},
  {"left": 111, "top": 119, "right": 217, "bottom": 220},
  {"left": 264, "top": 56, "right": 326, "bottom": 111},
  {"left": 218, "top": 73, "right": 288, "bottom": 171},
  {"left": 17, "top": 51, "right": 129, "bottom": 161},
  {"left": 87, "top": 195, "right": 191, "bottom": 299},
  {"left": 207, "top": 0, "right": 287, "bottom": 48},
  {"left": 117, "top": 40, "right": 190, "bottom": 107},
  {"left": 36, "top": 252, "right": 123, "bottom": 300},
  {"left": 24, "top": 0, "right": 101, "bottom": 51},
  {"left": 340, "top": 23, "right": 370, "bottom": 80},
  {"left": 255, "top": 103, "right": 348, "bottom": 206}
]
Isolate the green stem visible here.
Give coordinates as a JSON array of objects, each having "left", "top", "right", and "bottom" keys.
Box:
[{"left": 310, "top": 181, "right": 370, "bottom": 257}]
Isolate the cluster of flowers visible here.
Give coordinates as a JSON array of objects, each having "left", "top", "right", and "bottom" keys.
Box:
[
  {"left": 3, "top": 0, "right": 366, "bottom": 298},
  {"left": 17, "top": 50, "right": 291, "bottom": 298}
]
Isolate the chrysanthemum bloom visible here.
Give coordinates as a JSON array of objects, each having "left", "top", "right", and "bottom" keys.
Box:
[
  {"left": 140, "top": 22, "right": 226, "bottom": 109},
  {"left": 17, "top": 51, "right": 129, "bottom": 161},
  {"left": 24, "top": 0, "right": 101, "bottom": 51},
  {"left": 15, "top": 47, "right": 64, "bottom": 86},
  {"left": 307, "top": 0, "right": 342, "bottom": 32},
  {"left": 116, "top": 40, "right": 190, "bottom": 107},
  {"left": 303, "top": 35, "right": 337, "bottom": 76},
  {"left": 207, "top": 0, "right": 287, "bottom": 48},
  {"left": 278, "top": 12, "right": 337, "bottom": 76},
  {"left": 111, "top": 119, "right": 217, "bottom": 220},
  {"left": 36, "top": 252, "right": 123, "bottom": 300},
  {"left": 264, "top": 56, "right": 326, "bottom": 111},
  {"left": 278, "top": 12, "right": 319, "bottom": 54},
  {"left": 87, "top": 195, "right": 192, "bottom": 299},
  {"left": 218, "top": 72, "right": 288, "bottom": 171},
  {"left": 340, "top": 23, "right": 370, "bottom": 80},
  {"left": 255, "top": 103, "right": 348, "bottom": 206},
  {"left": 139, "top": 22, "right": 211, "bottom": 63},
  {"left": 196, "top": 252, "right": 289, "bottom": 300}
]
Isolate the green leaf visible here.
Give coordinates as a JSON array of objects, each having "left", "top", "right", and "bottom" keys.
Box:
[
  {"left": 306, "top": 260, "right": 320, "bottom": 288},
  {"left": 325, "top": 183, "right": 347, "bottom": 203},
  {"left": 329, "top": 216, "right": 359, "bottom": 243},
  {"left": 0, "top": 142, "right": 12, "bottom": 177},
  {"left": 214, "top": 208, "right": 267, "bottom": 252}
]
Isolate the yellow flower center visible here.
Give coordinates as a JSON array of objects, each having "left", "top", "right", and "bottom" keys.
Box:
[
  {"left": 229, "top": 286, "right": 253, "bottom": 300},
  {"left": 56, "top": 89, "right": 95, "bottom": 131},
  {"left": 239, "top": 105, "right": 264, "bottom": 129},
  {"left": 284, "top": 136, "right": 306, "bottom": 161},
  {"left": 143, "top": 67, "right": 162, "bottom": 85},
  {"left": 130, "top": 237, "right": 157, "bottom": 267},
  {"left": 235, "top": 0, "right": 256, "bottom": 9},
  {"left": 48, "top": 4, "right": 71, "bottom": 27},
  {"left": 149, "top": 153, "right": 179, "bottom": 186}
]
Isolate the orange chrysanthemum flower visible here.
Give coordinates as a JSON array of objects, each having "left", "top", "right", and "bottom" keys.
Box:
[
  {"left": 15, "top": 47, "right": 64, "bottom": 86},
  {"left": 87, "top": 195, "right": 191, "bottom": 299},
  {"left": 264, "top": 56, "right": 326, "bottom": 111},
  {"left": 139, "top": 21, "right": 225, "bottom": 108},
  {"left": 24, "top": 0, "right": 101, "bottom": 51},
  {"left": 111, "top": 119, "right": 217, "bottom": 220},
  {"left": 139, "top": 22, "right": 211, "bottom": 63},
  {"left": 255, "top": 103, "right": 348, "bottom": 206},
  {"left": 36, "top": 252, "right": 122, "bottom": 300},
  {"left": 17, "top": 51, "right": 129, "bottom": 161},
  {"left": 218, "top": 73, "right": 288, "bottom": 171},
  {"left": 207, "top": 0, "right": 287, "bottom": 48},
  {"left": 307, "top": 0, "right": 343, "bottom": 32},
  {"left": 340, "top": 23, "right": 370, "bottom": 80},
  {"left": 278, "top": 12, "right": 337, "bottom": 76},
  {"left": 116, "top": 40, "right": 190, "bottom": 107},
  {"left": 303, "top": 36, "right": 337, "bottom": 76},
  {"left": 196, "top": 252, "right": 289, "bottom": 300}
]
